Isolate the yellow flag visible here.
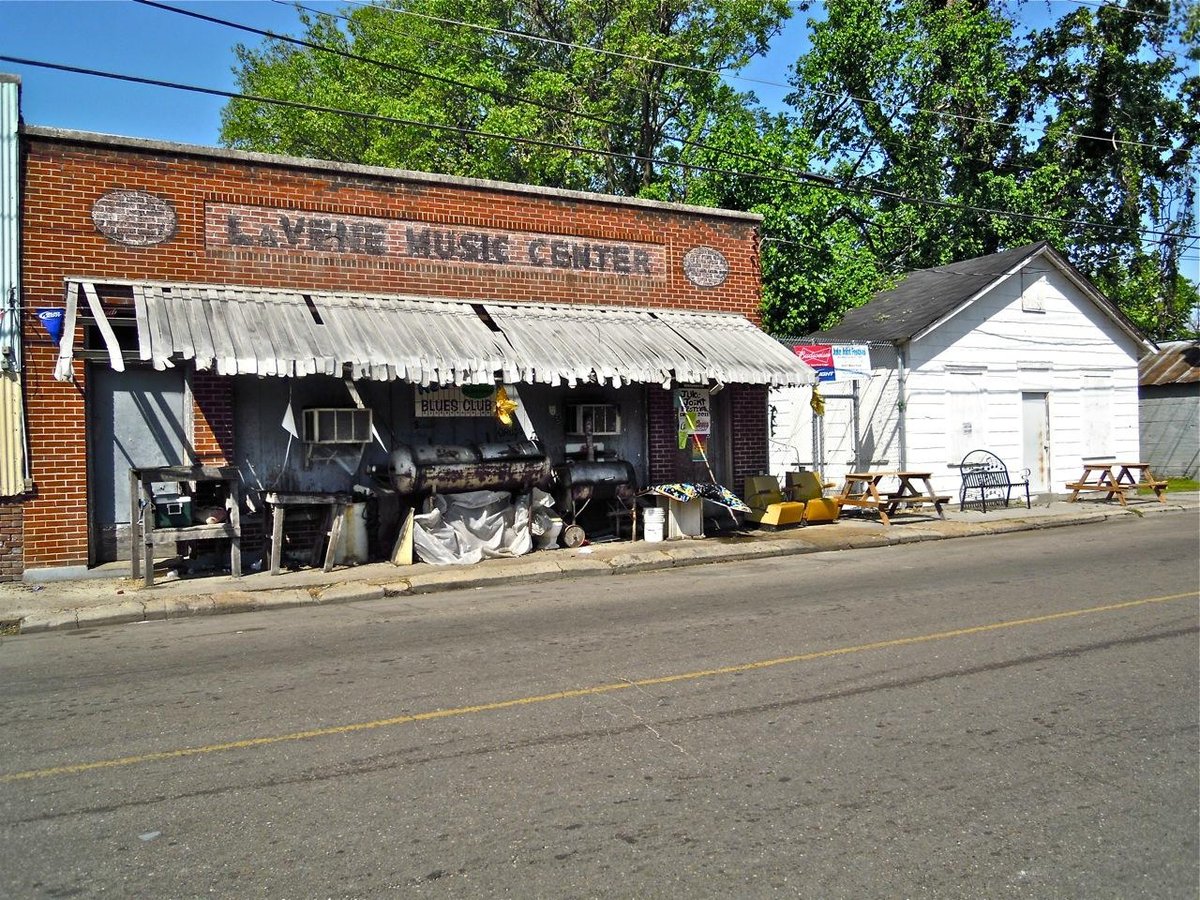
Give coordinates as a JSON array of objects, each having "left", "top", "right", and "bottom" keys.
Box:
[
  {"left": 495, "top": 386, "right": 519, "bottom": 426},
  {"left": 810, "top": 385, "right": 826, "bottom": 417}
]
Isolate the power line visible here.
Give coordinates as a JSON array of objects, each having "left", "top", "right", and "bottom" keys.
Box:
[
  {"left": 146, "top": 0, "right": 1183, "bottom": 198},
  {"left": 330, "top": 0, "right": 1184, "bottom": 154},
  {"left": 134, "top": 0, "right": 840, "bottom": 188},
  {"left": 278, "top": 0, "right": 1062, "bottom": 180},
  {"left": 150, "top": 0, "right": 1084, "bottom": 194},
  {"left": 1056, "top": 0, "right": 1172, "bottom": 21},
  {"left": 2, "top": 53, "right": 1195, "bottom": 242},
  {"left": 0, "top": 53, "right": 827, "bottom": 189}
]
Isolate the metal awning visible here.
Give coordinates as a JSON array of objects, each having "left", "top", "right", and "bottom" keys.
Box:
[
  {"left": 58, "top": 280, "right": 814, "bottom": 387},
  {"left": 483, "top": 302, "right": 814, "bottom": 387}
]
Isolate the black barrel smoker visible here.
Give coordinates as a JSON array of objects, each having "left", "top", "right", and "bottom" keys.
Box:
[{"left": 553, "top": 460, "right": 639, "bottom": 546}]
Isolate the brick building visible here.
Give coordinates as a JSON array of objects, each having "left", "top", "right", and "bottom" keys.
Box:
[{"left": 12, "top": 124, "right": 811, "bottom": 579}]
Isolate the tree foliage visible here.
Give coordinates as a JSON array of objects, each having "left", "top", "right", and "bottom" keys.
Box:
[
  {"left": 221, "top": 0, "right": 790, "bottom": 197},
  {"left": 221, "top": 0, "right": 1199, "bottom": 339},
  {"left": 768, "top": 0, "right": 1198, "bottom": 338}
]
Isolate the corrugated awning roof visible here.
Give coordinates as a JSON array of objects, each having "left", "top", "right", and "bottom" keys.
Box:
[
  {"left": 1139, "top": 340, "right": 1200, "bottom": 386},
  {"left": 483, "top": 303, "right": 813, "bottom": 387},
  {"left": 131, "top": 284, "right": 513, "bottom": 385},
  {"left": 59, "top": 280, "right": 814, "bottom": 388}
]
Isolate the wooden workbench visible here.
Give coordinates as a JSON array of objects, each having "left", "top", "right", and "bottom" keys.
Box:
[{"left": 129, "top": 465, "right": 242, "bottom": 587}]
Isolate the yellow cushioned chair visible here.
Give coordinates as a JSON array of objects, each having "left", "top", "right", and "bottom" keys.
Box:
[
  {"left": 743, "top": 475, "right": 805, "bottom": 528},
  {"left": 785, "top": 470, "right": 841, "bottom": 525}
]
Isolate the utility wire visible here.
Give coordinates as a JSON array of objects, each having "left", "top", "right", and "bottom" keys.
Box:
[
  {"left": 1056, "top": 0, "right": 1172, "bottom": 21},
  {"left": 2, "top": 53, "right": 1196, "bottom": 242},
  {"left": 134, "top": 0, "right": 840, "bottom": 187},
  {"left": 136, "top": 0, "right": 1068, "bottom": 190},
  {"left": 0, "top": 53, "right": 828, "bottom": 189},
  {"left": 282, "top": 0, "right": 1059, "bottom": 180},
  {"left": 139, "top": 0, "right": 1186, "bottom": 199},
  {"left": 329, "top": 0, "right": 1184, "bottom": 153}
]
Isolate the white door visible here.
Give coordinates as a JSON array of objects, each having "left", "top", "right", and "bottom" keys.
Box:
[
  {"left": 89, "top": 365, "right": 188, "bottom": 564},
  {"left": 1022, "top": 392, "right": 1050, "bottom": 492}
]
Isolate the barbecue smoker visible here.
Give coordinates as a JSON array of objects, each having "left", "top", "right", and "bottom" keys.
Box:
[
  {"left": 554, "top": 460, "right": 639, "bottom": 546},
  {"left": 384, "top": 441, "right": 553, "bottom": 496}
]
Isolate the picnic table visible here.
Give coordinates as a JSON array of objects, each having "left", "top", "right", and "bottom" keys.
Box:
[
  {"left": 1066, "top": 462, "right": 1168, "bottom": 506},
  {"left": 835, "top": 471, "right": 950, "bottom": 526}
]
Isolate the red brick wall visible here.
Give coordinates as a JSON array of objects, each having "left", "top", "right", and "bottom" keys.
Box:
[
  {"left": 0, "top": 498, "right": 23, "bottom": 581},
  {"left": 20, "top": 134, "right": 764, "bottom": 569},
  {"left": 730, "top": 384, "right": 770, "bottom": 489},
  {"left": 191, "top": 371, "right": 234, "bottom": 465},
  {"left": 647, "top": 388, "right": 678, "bottom": 486}
]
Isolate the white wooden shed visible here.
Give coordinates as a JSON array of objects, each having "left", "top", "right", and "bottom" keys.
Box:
[{"left": 769, "top": 242, "right": 1154, "bottom": 499}]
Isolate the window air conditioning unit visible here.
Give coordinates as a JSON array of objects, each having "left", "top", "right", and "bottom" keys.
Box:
[
  {"left": 567, "top": 403, "right": 621, "bottom": 436},
  {"left": 302, "top": 408, "right": 372, "bottom": 444}
]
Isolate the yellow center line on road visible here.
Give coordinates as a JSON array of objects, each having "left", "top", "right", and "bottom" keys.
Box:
[{"left": 3, "top": 590, "right": 1196, "bottom": 784}]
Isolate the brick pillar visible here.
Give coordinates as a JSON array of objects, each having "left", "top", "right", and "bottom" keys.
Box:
[
  {"left": 192, "top": 371, "right": 235, "bottom": 465},
  {"left": 0, "top": 498, "right": 24, "bottom": 581},
  {"left": 730, "top": 383, "right": 769, "bottom": 489},
  {"left": 647, "top": 386, "right": 677, "bottom": 485}
]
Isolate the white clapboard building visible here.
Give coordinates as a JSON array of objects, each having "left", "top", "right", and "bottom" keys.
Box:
[{"left": 769, "top": 242, "right": 1154, "bottom": 499}]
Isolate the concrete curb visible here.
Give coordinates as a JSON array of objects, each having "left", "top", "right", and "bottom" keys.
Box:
[{"left": 6, "top": 498, "right": 1195, "bottom": 635}]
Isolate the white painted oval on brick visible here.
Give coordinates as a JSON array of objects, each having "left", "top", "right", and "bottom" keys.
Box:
[
  {"left": 91, "top": 190, "right": 178, "bottom": 247},
  {"left": 682, "top": 246, "right": 729, "bottom": 288}
]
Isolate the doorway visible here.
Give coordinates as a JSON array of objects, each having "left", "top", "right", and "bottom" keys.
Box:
[
  {"left": 1021, "top": 392, "right": 1051, "bottom": 493},
  {"left": 89, "top": 365, "right": 189, "bottom": 564},
  {"left": 672, "top": 387, "right": 729, "bottom": 485}
]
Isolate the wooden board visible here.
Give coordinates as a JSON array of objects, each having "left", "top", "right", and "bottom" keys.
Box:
[{"left": 391, "top": 509, "right": 415, "bottom": 566}]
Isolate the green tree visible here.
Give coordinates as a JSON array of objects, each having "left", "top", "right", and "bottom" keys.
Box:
[
  {"left": 682, "top": 110, "right": 894, "bottom": 335},
  {"left": 1017, "top": 0, "right": 1199, "bottom": 339},
  {"left": 778, "top": 0, "right": 1198, "bottom": 339},
  {"left": 788, "top": 0, "right": 1071, "bottom": 269},
  {"left": 220, "top": 0, "right": 790, "bottom": 197}
]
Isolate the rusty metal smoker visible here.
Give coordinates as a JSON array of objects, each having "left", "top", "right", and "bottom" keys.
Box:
[{"left": 384, "top": 441, "right": 553, "bottom": 496}]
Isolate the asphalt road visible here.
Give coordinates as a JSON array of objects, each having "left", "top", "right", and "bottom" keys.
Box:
[{"left": 2, "top": 513, "right": 1197, "bottom": 899}]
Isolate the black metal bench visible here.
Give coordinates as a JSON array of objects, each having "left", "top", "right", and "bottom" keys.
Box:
[{"left": 958, "top": 449, "right": 1031, "bottom": 512}]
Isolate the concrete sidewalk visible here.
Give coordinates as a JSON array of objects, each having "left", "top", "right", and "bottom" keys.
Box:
[{"left": 3, "top": 492, "right": 1196, "bottom": 635}]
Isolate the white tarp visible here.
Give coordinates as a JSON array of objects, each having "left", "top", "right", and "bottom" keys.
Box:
[{"left": 412, "top": 489, "right": 559, "bottom": 565}]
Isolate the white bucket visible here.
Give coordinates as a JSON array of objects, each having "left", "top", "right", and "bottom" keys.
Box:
[{"left": 643, "top": 507, "right": 666, "bottom": 543}]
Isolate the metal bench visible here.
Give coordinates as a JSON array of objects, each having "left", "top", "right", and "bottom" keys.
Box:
[{"left": 958, "top": 450, "right": 1031, "bottom": 512}]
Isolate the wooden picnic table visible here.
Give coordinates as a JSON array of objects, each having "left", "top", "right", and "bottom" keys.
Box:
[
  {"left": 835, "top": 471, "right": 950, "bottom": 526},
  {"left": 1066, "top": 462, "right": 1168, "bottom": 506}
]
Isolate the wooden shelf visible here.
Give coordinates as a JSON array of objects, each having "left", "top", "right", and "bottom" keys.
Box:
[{"left": 130, "top": 466, "right": 242, "bottom": 587}]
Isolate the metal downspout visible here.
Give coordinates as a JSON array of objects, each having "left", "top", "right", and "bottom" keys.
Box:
[{"left": 0, "top": 75, "right": 28, "bottom": 495}]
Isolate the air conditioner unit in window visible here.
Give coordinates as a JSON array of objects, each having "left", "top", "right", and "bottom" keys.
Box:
[
  {"left": 567, "top": 403, "right": 621, "bottom": 436},
  {"left": 302, "top": 408, "right": 373, "bottom": 444}
]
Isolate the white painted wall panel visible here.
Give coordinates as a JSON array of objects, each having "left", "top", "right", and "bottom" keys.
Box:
[
  {"left": 902, "top": 262, "right": 1143, "bottom": 498},
  {"left": 769, "top": 345, "right": 901, "bottom": 487},
  {"left": 795, "top": 258, "right": 1145, "bottom": 502}
]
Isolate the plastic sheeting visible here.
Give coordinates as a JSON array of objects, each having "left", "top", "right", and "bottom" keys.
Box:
[{"left": 413, "top": 489, "right": 560, "bottom": 566}]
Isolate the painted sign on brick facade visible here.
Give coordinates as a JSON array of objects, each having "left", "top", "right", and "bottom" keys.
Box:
[{"left": 207, "top": 203, "right": 666, "bottom": 279}]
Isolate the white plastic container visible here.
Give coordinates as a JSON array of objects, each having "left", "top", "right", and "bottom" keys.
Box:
[
  {"left": 335, "top": 501, "right": 369, "bottom": 565},
  {"left": 643, "top": 506, "right": 666, "bottom": 543}
]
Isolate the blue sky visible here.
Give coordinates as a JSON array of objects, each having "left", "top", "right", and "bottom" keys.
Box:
[{"left": 0, "top": 0, "right": 809, "bottom": 147}]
